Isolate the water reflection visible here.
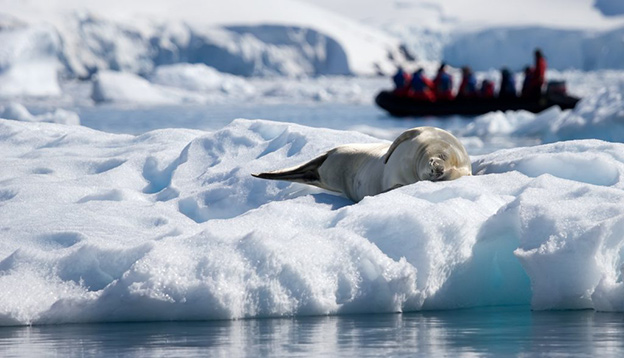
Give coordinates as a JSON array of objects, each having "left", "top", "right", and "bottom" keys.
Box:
[{"left": 1, "top": 307, "right": 623, "bottom": 357}]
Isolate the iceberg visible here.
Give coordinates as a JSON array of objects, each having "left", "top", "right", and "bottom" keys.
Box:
[
  {"left": 0, "top": 0, "right": 408, "bottom": 80},
  {"left": 150, "top": 63, "right": 253, "bottom": 95},
  {"left": 0, "top": 102, "right": 80, "bottom": 125},
  {"left": 1, "top": 118, "right": 623, "bottom": 326}
]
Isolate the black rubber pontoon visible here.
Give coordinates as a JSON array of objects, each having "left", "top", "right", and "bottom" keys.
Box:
[{"left": 375, "top": 83, "right": 580, "bottom": 117}]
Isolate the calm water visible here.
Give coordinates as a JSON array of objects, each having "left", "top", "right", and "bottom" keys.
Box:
[
  {"left": 74, "top": 102, "right": 538, "bottom": 155},
  {"left": 76, "top": 103, "right": 420, "bottom": 134},
  {"left": 2, "top": 307, "right": 624, "bottom": 357}
]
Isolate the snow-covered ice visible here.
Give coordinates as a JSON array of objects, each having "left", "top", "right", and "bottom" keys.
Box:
[
  {"left": 91, "top": 70, "right": 206, "bottom": 105},
  {"left": 458, "top": 82, "right": 624, "bottom": 143},
  {"left": 150, "top": 63, "right": 254, "bottom": 96},
  {"left": 1, "top": 116, "right": 624, "bottom": 326},
  {"left": 0, "top": 102, "right": 80, "bottom": 125},
  {"left": 0, "top": 0, "right": 409, "bottom": 84}
]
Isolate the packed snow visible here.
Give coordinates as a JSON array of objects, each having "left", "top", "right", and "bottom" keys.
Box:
[{"left": 1, "top": 117, "right": 624, "bottom": 326}]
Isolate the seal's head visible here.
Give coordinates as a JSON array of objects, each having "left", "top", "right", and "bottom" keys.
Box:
[
  {"left": 419, "top": 151, "right": 470, "bottom": 182},
  {"left": 384, "top": 127, "right": 472, "bottom": 183}
]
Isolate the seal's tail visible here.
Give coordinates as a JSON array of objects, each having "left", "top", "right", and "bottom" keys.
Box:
[{"left": 252, "top": 153, "right": 328, "bottom": 184}]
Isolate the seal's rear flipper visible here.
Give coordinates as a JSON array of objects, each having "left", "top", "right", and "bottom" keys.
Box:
[{"left": 252, "top": 153, "right": 328, "bottom": 184}]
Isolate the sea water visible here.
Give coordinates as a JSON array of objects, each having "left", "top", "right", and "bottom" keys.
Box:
[
  {"left": 75, "top": 102, "right": 540, "bottom": 155},
  {"left": 76, "top": 103, "right": 415, "bottom": 134},
  {"left": 2, "top": 307, "right": 624, "bottom": 357}
]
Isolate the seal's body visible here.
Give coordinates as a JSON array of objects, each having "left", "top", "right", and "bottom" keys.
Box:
[{"left": 253, "top": 127, "right": 471, "bottom": 202}]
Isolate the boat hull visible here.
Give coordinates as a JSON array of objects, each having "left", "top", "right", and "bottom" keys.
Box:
[{"left": 375, "top": 91, "right": 580, "bottom": 117}]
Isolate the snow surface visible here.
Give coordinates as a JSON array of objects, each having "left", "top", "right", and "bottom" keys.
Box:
[{"left": 1, "top": 117, "right": 624, "bottom": 326}]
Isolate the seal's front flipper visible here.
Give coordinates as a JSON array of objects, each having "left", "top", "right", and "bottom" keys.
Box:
[{"left": 252, "top": 153, "right": 328, "bottom": 184}]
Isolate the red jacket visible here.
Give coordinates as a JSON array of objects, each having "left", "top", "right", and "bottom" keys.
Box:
[
  {"left": 409, "top": 72, "right": 436, "bottom": 101},
  {"left": 531, "top": 56, "right": 546, "bottom": 89},
  {"left": 393, "top": 71, "right": 412, "bottom": 96},
  {"left": 480, "top": 80, "right": 495, "bottom": 98}
]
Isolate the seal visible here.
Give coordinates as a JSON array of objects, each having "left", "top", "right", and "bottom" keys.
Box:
[{"left": 252, "top": 126, "right": 472, "bottom": 202}]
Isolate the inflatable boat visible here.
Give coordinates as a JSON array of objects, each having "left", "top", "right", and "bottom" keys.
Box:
[{"left": 375, "top": 81, "right": 580, "bottom": 117}]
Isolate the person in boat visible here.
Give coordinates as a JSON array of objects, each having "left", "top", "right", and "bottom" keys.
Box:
[
  {"left": 521, "top": 66, "right": 533, "bottom": 98},
  {"left": 392, "top": 66, "right": 411, "bottom": 96},
  {"left": 523, "top": 49, "right": 547, "bottom": 99},
  {"left": 433, "top": 63, "right": 454, "bottom": 101},
  {"left": 499, "top": 67, "right": 517, "bottom": 99},
  {"left": 531, "top": 48, "right": 547, "bottom": 97},
  {"left": 408, "top": 68, "right": 435, "bottom": 101},
  {"left": 456, "top": 66, "right": 478, "bottom": 99},
  {"left": 480, "top": 79, "right": 495, "bottom": 98}
]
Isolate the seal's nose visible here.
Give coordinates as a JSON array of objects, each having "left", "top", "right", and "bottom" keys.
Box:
[
  {"left": 429, "top": 158, "right": 445, "bottom": 179},
  {"left": 430, "top": 158, "right": 443, "bottom": 172}
]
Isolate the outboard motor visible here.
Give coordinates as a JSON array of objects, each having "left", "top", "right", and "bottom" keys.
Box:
[
  {"left": 545, "top": 80, "right": 580, "bottom": 109},
  {"left": 547, "top": 80, "right": 567, "bottom": 95}
]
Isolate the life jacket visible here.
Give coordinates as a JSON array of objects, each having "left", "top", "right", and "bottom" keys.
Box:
[
  {"left": 529, "top": 57, "right": 546, "bottom": 97},
  {"left": 480, "top": 80, "right": 495, "bottom": 98},
  {"left": 436, "top": 72, "right": 452, "bottom": 92},
  {"left": 500, "top": 73, "right": 517, "bottom": 97},
  {"left": 409, "top": 72, "right": 435, "bottom": 101},
  {"left": 392, "top": 70, "right": 411, "bottom": 96},
  {"left": 393, "top": 70, "right": 407, "bottom": 88},
  {"left": 532, "top": 57, "right": 547, "bottom": 87},
  {"left": 411, "top": 73, "right": 427, "bottom": 92},
  {"left": 458, "top": 74, "right": 477, "bottom": 97},
  {"left": 521, "top": 70, "right": 532, "bottom": 96},
  {"left": 434, "top": 72, "right": 454, "bottom": 100}
]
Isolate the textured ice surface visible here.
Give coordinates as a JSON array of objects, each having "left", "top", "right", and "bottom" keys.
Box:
[
  {"left": 1, "top": 118, "right": 624, "bottom": 326},
  {"left": 0, "top": 0, "right": 407, "bottom": 80}
]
